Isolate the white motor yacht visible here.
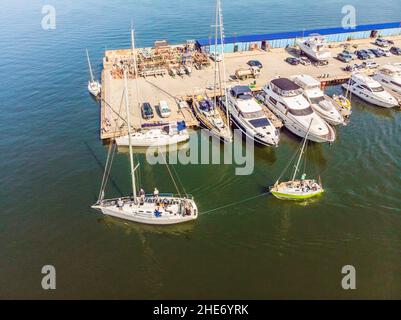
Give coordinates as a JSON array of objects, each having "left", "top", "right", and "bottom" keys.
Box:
[
  {"left": 342, "top": 73, "right": 399, "bottom": 108},
  {"left": 297, "top": 34, "right": 331, "bottom": 63},
  {"left": 291, "top": 74, "right": 345, "bottom": 125},
  {"left": 262, "top": 78, "right": 336, "bottom": 143},
  {"left": 223, "top": 86, "right": 280, "bottom": 146},
  {"left": 372, "top": 64, "right": 401, "bottom": 97}
]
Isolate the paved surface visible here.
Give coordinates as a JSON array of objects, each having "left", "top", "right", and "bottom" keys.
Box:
[{"left": 100, "top": 35, "right": 401, "bottom": 139}]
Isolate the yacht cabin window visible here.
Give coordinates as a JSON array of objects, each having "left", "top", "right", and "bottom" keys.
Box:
[{"left": 288, "top": 106, "right": 314, "bottom": 116}]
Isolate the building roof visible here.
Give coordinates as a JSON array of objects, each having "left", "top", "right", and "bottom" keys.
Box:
[
  {"left": 271, "top": 78, "right": 301, "bottom": 91},
  {"left": 196, "top": 21, "right": 401, "bottom": 47}
]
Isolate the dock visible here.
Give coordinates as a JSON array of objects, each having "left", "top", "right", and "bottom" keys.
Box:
[{"left": 100, "top": 35, "right": 401, "bottom": 140}]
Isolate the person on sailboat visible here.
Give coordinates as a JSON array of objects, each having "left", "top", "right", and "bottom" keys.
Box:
[
  {"left": 154, "top": 188, "right": 159, "bottom": 199},
  {"left": 117, "top": 198, "right": 124, "bottom": 210}
]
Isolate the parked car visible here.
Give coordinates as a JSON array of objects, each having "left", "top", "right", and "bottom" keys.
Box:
[
  {"left": 209, "top": 52, "right": 222, "bottom": 62},
  {"left": 247, "top": 60, "right": 263, "bottom": 68},
  {"left": 299, "top": 56, "right": 311, "bottom": 65},
  {"left": 342, "top": 50, "right": 357, "bottom": 60},
  {"left": 158, "top": 100, "right": 171, "bottom": 118},
  {"left": 355, "top": 50, "right": 369, "bottom": 60},
  {"left": 285, "top": 57, "right": 300, "bottom": 65},
  {"left": 361, "top": 61, "right": 379, "bottom": 69},
  {"left": 378, "top": 48, "right": 391, "bottom": 57},
  {"left": 375, "top": 38, "right": 390, "bottom": 47},
  {"left": 390, "top": 46, "right": 401, "bottom": 55},
  {"left": 141, "top": 102, "right": 154, "bottom": 120},
  {"left": 337, "top": 52, "right": 353, "bottom": 63},
  {"left": 368, "top": 48, "right": 384, "bottom": 58},
  {"left": 365, "top": 50, "right": 375, "bottom": 59}
]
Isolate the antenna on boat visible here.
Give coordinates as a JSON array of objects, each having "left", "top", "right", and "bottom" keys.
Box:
[
  {"left": 292, "top": 119, "right": 312, "bottom": 181},
  {"left": 86, "top": 49, "right": 95, "bottom": 83},
  {"left": 123, "top": 68, "right": 137, "bottom": 202}
]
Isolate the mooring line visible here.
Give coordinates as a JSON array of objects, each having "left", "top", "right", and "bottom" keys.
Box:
[{"left": 199, "top": 192, "right": 270, "bottom": 215}]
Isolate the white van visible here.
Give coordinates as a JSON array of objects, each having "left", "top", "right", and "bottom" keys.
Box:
[{"left": 159, "top": 100, "right": 171, "bottom": 118}]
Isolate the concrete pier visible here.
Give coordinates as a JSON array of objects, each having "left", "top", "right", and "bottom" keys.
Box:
[{"left": 100, "top": 35, "right": 401, "bottom": 140}]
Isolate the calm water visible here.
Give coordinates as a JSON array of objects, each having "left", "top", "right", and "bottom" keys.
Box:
[{"left": 1, "top": 0, "right": 401, "bottom": 299}]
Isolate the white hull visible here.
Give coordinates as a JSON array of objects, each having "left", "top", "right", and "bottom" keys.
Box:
[
  {"left": 92, "top": 196, "right": 198, "bottom": 225},
  {"left": 116, "top": 129, "right": 190, "bottom": 147},
  {"left": 343, "top": 83, "right": 397, "bottom": 108},
  {"left": 224, "top": 100, "right": 279, "bottom": 146},
  {"left": 88, "top": 81, "right": 101, "bottom": 97},
  {"left": 263, "top": 100, "right": 335, "bottom": 143},
  {"left": 311, "top": 98, "right": 345, "bottom": 126}
]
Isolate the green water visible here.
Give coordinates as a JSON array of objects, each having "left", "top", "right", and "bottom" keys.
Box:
[{"left": 1, "top": 0, "right": 401, "bottom": 299}]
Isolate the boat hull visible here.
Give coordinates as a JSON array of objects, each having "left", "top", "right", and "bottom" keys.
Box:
[
  {"left": 343, "top": 83, "right": 398, "bottom": 108},
  {"left": 271, "top": 189, "right": 324, "bottom": 200},
  {"left": 116, "top": 131, "right": 190, "bottom": 147}
]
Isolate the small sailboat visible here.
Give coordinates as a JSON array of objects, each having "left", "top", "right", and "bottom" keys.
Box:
[
  {"left": 192, "top": 0, "right": 233, "bottom": 143},
  {"left": 92, "top": 69, "right": 198, "bottom": 225},
  {"left": 86, "top": 49, "right": 101, "bottom": 98},
  {"left": 270, "top": 121, "right": 324, "bottom": 201}
]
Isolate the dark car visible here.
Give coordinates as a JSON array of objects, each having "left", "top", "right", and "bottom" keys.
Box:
[
  {"left": 390, "top": 46, "right": 401, "bottom": 55},
  {"left": 247, "top": 60, "right": 263, "bottom": 68},
  {"left": 141, "top": 102, "right": 154, "bottom": 119},
  {"left": 368, "top": 48, "right": 384, "bottom": 57},
  {"left": 285, "top": 57, "right": 300, "bottom": 65},
  {"left": 355, "top": 50, "right": 368, "bottom": 60}
]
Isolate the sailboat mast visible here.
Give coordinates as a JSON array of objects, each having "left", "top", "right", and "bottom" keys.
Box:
[
  {"left": 217, "top": 0, "right": 230, "bottom": 127},
  {"left": 292, "top": 121, "right": 312, "bottom": 181},
  {"left": 213, "top": 0, "right": 219, "bottom": 107},
  {"left": 86, "top": 49, "right": 95, "bottom": 83},
  {"left": 123, "top": 69, "right": 137, "bottom": 201},
  {"left": 131, "top": 26, "right": 138, "bottom": 78}
]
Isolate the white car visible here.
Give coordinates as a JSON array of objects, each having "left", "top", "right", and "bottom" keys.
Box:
[
  {"left": 362, "top": 61, "right": 380, "bottom": 69},
  {"left": 375, "top": 38, "right": 390, "bottom": 47},
  {"left": 159, "top": 101, "right": 171, "bottom": 118},
  {"left": 380, "top": 49, "right": 391, "bottom": 57},
  {"left": 209, "top": 52, "right": 222, "bottom": 62}
]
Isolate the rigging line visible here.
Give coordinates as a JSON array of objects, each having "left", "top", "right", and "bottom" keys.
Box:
[
  {"left": 200, "top": 192, "right": 269, "bottom": 215},
  {"left": 169, "top": 160, "right": 188, "bottom": 197},
  {"left": 276, "top": 145, "right": 301, "bottom": 183},
  {"left": 159, "top": 151, "right": 182, "bottom": 198},
  {"left": 98, "top": 87, "right": 126, "bottom": 199}
]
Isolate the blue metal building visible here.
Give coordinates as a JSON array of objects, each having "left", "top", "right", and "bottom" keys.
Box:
[{"left": 196, "top": 21, "right": 401, "bottom": 53}]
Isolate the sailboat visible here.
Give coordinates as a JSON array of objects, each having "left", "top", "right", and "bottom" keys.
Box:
[
  {"left": 270, "top": 121, "right": 324, "bottom": 200},
  {"left": 91, "top": 68, "right": 198, "bottom": 225},
  {"left": 116, "top": 27, "right": 190, "bottom": 148},
  {"left": 86, "top": 49, "right": 101, "bottom": 98},
  {"left": 192, "top": 0, "right": 232, "bottom": 143}
]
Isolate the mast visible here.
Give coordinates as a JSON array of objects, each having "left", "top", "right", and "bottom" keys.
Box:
[
  {"left": 123, "top": 68, "right": 137, "bottom": 201},
  {"left": 86, "top": 49, "right": 95, "bottom": 83},
  {"left": 292, "top": 120, "right": 312, "bottom": 181},
  {"left": 217, "top": 0, "right": 230, "bottom": 128},
  {"left": 213, "top": 0, "right": 219, "bottom": 108},
  {"left": 130, "top": 24, "right": 138, "bottom": 78}
]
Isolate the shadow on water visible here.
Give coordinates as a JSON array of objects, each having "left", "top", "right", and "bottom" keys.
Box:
[
  {"left": 98, "top": 215, "right": 197, "bottom": 237},
  {"left": 84, "top": 141, "right": 124, "bottom": 200}
]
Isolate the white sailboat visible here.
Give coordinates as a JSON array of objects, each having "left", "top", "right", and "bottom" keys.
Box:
[
  {"left": 270, "top": 121, "right": 324, "bottom": 201},
  {"left": 117, "top": 27, "right": 190, "bottom": 147},
  {"left": 86, "top": 49, "right": 101, "bottom": 98},
  {"left": 193, "top": 0, "right": 232, "bottom": 143},
  {"left": 92, "top": 69, "right": 198, "bottom": 225}
]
